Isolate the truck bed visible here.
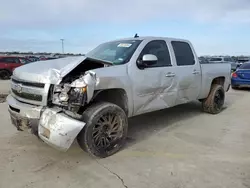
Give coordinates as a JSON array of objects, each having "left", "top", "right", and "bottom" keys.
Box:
[{"left": 198, "top": 63, "right": 231, "bottom": 99}]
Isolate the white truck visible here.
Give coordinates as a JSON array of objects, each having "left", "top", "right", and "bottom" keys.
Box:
[{"left": 7, "top": 36, "right": 231, "bottom": 158}]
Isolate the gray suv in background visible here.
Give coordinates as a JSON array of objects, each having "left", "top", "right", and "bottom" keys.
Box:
[{"left": 208, "top": 57, "right": 239, "bottom": 71}]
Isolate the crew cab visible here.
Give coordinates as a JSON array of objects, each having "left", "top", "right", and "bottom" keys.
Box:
[{"left": 7, "top": 36, "right": 231, "bottom": 158}]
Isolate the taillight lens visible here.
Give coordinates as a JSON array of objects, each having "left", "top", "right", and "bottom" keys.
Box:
[{"left": 232, "top": 72, "right": 237, "bottom": 78}]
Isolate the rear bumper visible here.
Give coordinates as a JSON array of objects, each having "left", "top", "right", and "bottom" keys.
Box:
[
  {"left": 231, "top": 78, "right": 250, "bottom": 87},
  {"left": 7, "top": 94, "right": 86, "bottom": 151}
]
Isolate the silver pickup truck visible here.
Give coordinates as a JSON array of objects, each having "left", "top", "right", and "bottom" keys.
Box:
[{"left": 7, "top": 36, "right": 231, "bottom": 158}]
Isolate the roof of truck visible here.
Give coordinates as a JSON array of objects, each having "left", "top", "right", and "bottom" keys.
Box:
[{"left": 109, "top": 36, "right": 191, "bottom": 43}]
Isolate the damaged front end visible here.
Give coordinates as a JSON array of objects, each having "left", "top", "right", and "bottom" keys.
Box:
[
  {"left": 38, "top": 58, "right": 110, "bottom": 151},
  {"left": 51, "top": 71, "right": 97, "bottom": 111}
]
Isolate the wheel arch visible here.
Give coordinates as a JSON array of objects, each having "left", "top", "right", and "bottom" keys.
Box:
[
  {"left": 199, "top": 76, "right": 226, "bottom": 101},
  {"left": 90, "top": 88, "right": 129, "bottom": 116},
  {"left": 211, "top": 76, "right": 225, "bottom": 86}
]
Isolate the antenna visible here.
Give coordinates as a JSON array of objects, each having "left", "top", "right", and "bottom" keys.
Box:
[{"left": 134, "top": 33, "right": 139, "bottom": 38}]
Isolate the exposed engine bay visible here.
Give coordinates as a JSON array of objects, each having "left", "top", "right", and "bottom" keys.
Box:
[{"left": 49, "top": 58, "right": 112, "bottom": 113}]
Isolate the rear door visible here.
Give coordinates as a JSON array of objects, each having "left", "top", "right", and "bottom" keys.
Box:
[
  {"left": 130, "top": 40, "right": 177, "bottom": 115},
  {"left": 170, "top": 41, "right": 202, "bottom": 104}
]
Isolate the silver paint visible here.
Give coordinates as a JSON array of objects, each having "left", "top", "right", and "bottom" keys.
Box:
[{"left": 7, "top": 36, "right": 231, "bottom": 151}]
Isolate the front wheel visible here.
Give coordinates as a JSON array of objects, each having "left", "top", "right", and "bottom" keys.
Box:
[
  {"left": 0, "top": 70, "right": 10, "bottom": 80},
  {"left": 202, "top": 84, "right": 225, "bottom": 114},
  {"left": 77, "top": 102, "right": 128, "bottom": 158}
]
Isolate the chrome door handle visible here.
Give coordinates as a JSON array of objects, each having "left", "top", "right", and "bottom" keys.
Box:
[
  {"left": 192, "top": 71, "right": 200, "bottom": 75},
  {"left": 166, "top": 73, "right": 175, "bottom": 77}
]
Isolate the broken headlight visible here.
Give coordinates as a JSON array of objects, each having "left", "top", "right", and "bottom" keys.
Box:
[
  {"left": 68, "top": 87, "right": 87, "bottom": 106},
  {"left": 52, "top": 84, "right": 87, "bottom": 106}
]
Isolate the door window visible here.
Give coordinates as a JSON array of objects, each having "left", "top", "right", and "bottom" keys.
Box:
[
  {"left": 138, "top": 40, "right": 172, "bottom": 67},
  {"left": 171, "top": 41, "right": 195, "bottom": 66}
]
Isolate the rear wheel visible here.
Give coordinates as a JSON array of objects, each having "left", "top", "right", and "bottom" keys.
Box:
[
  {"left": 202, "top": 84, "right": 225, "bottom": 114},
  {"left": 77, "top": 102, "right": 128, "bottom": 158}
]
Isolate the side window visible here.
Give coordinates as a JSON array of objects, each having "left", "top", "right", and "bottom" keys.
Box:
[
  {"left": 171, "top": 41, "right": 195, "bottom": 66},
  {"left": 1, "top": 57, "right": 16, "bottom": 63},
  {"left": 139, "top": 40, "right": 171, "bottom": 67}
]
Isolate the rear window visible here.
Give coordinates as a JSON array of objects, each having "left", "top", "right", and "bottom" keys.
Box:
[
  {"left": 210, "top": 58, "right": 222, "bottom": 62},
  {"left": 239, "top": 62, "right": 250, "bottom": 69}
]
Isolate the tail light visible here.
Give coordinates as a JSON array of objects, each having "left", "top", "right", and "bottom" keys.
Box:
[{"left": 232, "top": 72, "right": 237, "bottom": 78}]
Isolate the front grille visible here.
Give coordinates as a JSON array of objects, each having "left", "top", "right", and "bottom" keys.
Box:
[
  {"left": 12, "top": 78, "right": 45, "bottom": 88},
  {"left": 12, "top": 89, "right": 43, "bottom": 102}
]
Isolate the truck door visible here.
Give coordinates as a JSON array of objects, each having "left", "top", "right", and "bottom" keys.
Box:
[
  {"left": 129, "top": 40, "right": 178, "bottom": 116},
  {"left": 170, "top": 41, "right": 202, "bottom": 104}
]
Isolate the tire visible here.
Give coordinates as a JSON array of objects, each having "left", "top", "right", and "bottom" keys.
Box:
[
  {"left": 77, "top": 102, "right": 128, "bottom": 158},
  {"left": 0, "top": 70, "right": 10, "bottom": 80},
  {"left": 202, "top": 84, "right": 225, "bottom": 114}
]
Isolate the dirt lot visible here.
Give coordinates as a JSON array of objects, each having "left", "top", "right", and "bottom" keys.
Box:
[{"left": 0, "top": 82, "right": 249, "bottom": 188}]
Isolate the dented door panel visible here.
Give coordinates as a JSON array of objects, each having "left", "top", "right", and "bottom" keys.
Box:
[{"left": 128, "top": 39, "right": 178, "bottom": 116}]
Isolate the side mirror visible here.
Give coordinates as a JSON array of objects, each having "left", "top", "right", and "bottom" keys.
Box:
[{"left": 137, "top": 54, "right": 158, "bottom": 69}]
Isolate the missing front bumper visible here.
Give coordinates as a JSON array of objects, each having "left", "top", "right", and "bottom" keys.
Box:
[
  {"left": 9, "top": 110, "right": 40, "bottom": 135},
  {"left": 38, "top": 108, "right": 86, "bottom": 151},
  {"left": 8, "top": 94, "right": 86, "bottom": 151}
]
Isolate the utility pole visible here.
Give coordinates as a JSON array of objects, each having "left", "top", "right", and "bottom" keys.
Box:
[{"left": 60, "top": 39, "right": 64, "bottom": 54}]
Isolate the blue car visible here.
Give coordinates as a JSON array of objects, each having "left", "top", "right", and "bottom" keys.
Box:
[{"left": 231, "top": 62, "right": 250, "bottom": 89}]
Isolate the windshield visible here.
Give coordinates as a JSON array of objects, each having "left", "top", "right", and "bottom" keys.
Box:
[
  {"left": 19, "top": 58, "right": 31, "bottom": 64},
  {"left": 209, "top": 58, "right": 222, "bottom": 62},
  {"left": 86, "top": 40, "right": 142, "bottom": 65}
]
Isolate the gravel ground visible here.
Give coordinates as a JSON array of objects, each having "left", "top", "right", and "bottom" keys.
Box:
[{"left": 0, "top": 83, "right": 249, "bottom": 188}]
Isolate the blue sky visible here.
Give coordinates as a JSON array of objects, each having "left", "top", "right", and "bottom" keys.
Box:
[{"left": 0, "top": 0, "right": 250, "bottom": 55}]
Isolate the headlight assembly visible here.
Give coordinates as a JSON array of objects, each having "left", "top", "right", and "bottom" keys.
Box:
[
  {"left": 68, "top": 86, "right": 87, "bottom": 106},
  {"left": 58, "top": 92, "right": 69, "bottom": 102},
  {"left": 52, "top": 84, "right": 87, "bottom": 107}
]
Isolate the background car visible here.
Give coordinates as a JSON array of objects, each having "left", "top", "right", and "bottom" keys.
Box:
[
  {"left": 209, "top": 56, "right": 239, "bottom": 71},
  {"left": 25, "top": 56, "right": 40, "bottom": 62},
  {"left": 198, "top": 57, "right": 209, "bottom": 64},
  {"left": 0, "top": 56, "right": 31, "bottom": 79},
  {"left": 231, "top": 62, "right": 250, "bottom": 89}
]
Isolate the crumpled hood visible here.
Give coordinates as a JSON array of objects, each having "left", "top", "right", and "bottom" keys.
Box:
[{"left": 13, "top": 56, "right": 87, "bottom": 84}]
